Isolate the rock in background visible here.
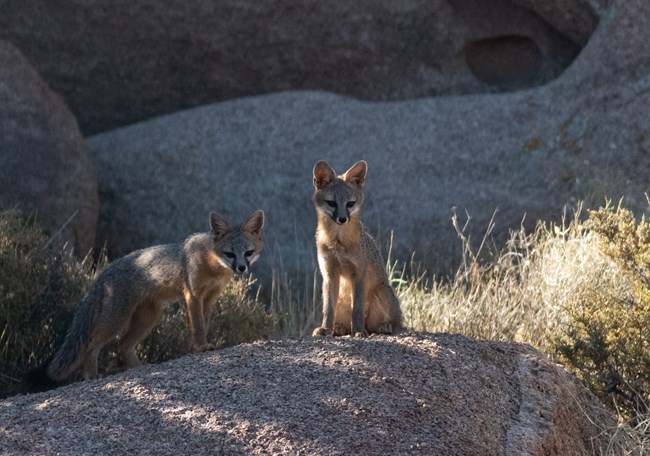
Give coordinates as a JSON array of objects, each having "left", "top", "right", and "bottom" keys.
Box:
[
  {"left": 0, "top": 0, "right": 591, "bottom": 135},
  {"left": 0, "top": 0, "right": 648, "bottom": 284},
  {"left": 0, "top": 41, "right": 99, "bottom": 256},
  {"left": 86, "top": 0, "right": 650, "bottom": 287}
]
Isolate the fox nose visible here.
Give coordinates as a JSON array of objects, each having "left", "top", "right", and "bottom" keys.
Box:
[
  {"left": 237, "top": 265, "right": 246, "bottom": 273},
  {"left": 337, "top": 216, "right": 348, "bottom": 224}
]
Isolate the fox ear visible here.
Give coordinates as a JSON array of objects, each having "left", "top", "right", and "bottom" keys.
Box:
[
  {"left": 343, "top": 160, "right": 367, "bottom": 188},
  {"left": 242, "top": 210, "right": 264, "bottom": 236},
  {"left": 313, "top": 160, "right": 337, "bottom": 189},
  {"left": 210, "top": 212, "right": 232, "bottom": 240}
]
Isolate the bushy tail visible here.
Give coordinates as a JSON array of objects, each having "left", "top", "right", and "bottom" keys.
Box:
[
  {"left": 23, "top": 285, "right": 103, "bottom": 392},
  {"left": 23, "top": 356, "right": 61, "bottom": 393}
]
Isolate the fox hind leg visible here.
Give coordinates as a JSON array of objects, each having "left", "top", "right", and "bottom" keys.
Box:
[
  {"left": 364, "top": 287, "right": 399, "bottom": 335},
  {"left": 118, "top": 299, "right": 162, "bottom": 368},
  {"left": 82, "top": 348, "right": 101, "bottom": 380}
]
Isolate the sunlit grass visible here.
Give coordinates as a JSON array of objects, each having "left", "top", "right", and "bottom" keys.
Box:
[{"left": 394, "top": 206, "right": 627, "bottom": 352}]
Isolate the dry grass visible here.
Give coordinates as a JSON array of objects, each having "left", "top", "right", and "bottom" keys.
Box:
[
  {"left": 395, "top": 207, "right": 627, "bottom": 352},
  {"left": 270, "top": 206, "right": 626, "bottom": 353},
  {"left": 0, "top": 211, "right": 103, "bottom": 397},
  {"left": 606, "top": 414, "right": 650, "bottom": 456},
  {"left": 268, "top": 267, "right": 320, "bottom": 337}
]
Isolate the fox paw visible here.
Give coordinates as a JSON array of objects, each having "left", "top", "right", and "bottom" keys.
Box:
[
  {"left": 193, "top": 343, "right": 215, "bottom": 353},
  {"left": 353, "top": 328, "right": 369, "bottom": 338},
  {"left": 333, "top": 324, "right": 350, "bottom": 337},
  {"left": 312, "top": 327, "right": 330, "bottom": 336},
  {"left": 376, "top": 322, "right": 394, "bottom": 334}
]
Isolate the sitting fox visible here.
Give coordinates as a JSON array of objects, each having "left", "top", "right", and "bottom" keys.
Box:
[
  {"left": 311, "top": 160, "right": 402, "bottom": 337},
  {"left": 25, "top": 210, "right": 264, "bottom": 390}
]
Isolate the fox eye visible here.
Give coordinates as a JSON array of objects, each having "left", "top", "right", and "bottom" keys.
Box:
[
  {"left": 346, "top": 201, "right": 356, "bottom": 208},
  {"left": 244, "top": 250, "right": 254, "bottom": 257},
  {"left": 326, "top": 200, "right": 336, "bottom": 208},
  {"left": 223, "top": 252, "right": 236, "bottom": 259}
]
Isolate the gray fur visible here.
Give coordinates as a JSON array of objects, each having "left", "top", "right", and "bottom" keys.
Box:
[{"left": 32, "top": 210, "right": 264, "bottom": 387}]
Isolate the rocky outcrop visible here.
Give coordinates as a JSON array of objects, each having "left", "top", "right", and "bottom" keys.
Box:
[
  {"left": 0, "top": 0, "right": 596, "bottom": 134},
  {"left": 0, "top": 333, "right": 614, "bottom": 455},
  {"left": 0, "top": 41, "right": 99, "bottom": 256}
]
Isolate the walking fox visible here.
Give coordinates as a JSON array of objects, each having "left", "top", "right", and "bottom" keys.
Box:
[
  {"left": 25, "top": 210, "right": 265, "bottom": 391},
  {"left": 311, "top": 160, "right": 402, "bottom": 337}
]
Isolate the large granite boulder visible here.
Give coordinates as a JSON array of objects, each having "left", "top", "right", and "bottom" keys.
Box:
[
  {"left": 0, "top": 333, "right": 615, "bottom": 454},
  {"left": 87, "top": 0, "right": 650, "bottom": 286},
  {"left": 0, "top": 41, "right": 98, "bottom": 256},
  {"left": 0, "top": 0, "right": 596, "bottom": 134}
]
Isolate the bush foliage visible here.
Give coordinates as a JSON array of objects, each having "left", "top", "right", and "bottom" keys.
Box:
[
  {"left": 0, "top": 211, "right": 96, "bottom": 397},
  {"left": 3, "top": 199, "right": 650, "bottom": 448},
  {"left": 554, "top": 202, "right": 650, "bottom": 418}
]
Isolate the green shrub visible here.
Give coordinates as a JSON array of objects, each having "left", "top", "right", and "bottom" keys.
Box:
[{"left": 554, "top": 202, "right": 650, "bottom": 418}]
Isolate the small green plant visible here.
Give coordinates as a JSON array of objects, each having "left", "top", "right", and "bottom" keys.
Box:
[{"left": 554, "top": 201, "right": 650, "bottom": 418}]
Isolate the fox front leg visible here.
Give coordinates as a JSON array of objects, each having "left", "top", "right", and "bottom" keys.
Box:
[
  {"left": 184, "top": 291, "right": 213, "bottom": 352},
  {"left": 351, "top": 276, "right": 368, "bottom": 337},
  {"left": 313, "top": 274, "right": 339, "bottom": 336}
]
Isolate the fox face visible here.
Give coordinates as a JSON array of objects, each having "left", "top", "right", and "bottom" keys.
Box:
[
  {"left": 210, "top": 210, "right": 265, "bottom": 275},
  {"left": 312, "top": 160, "right": 366, "bottom": 225}
]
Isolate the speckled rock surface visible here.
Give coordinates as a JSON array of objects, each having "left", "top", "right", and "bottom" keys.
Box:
[{"left": 0, "top": 333, "right": 613, "bottom": 455}]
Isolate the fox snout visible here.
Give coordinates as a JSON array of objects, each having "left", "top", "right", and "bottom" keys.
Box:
[
  {"left": 321, "top": 200, "right": 355, "bottom": 225},
  {"left": 220, "top": 254, "right": 253, "bottom": 275},
  {"left": 234, "top": 262, "right": 248, "bottom": 275}
]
